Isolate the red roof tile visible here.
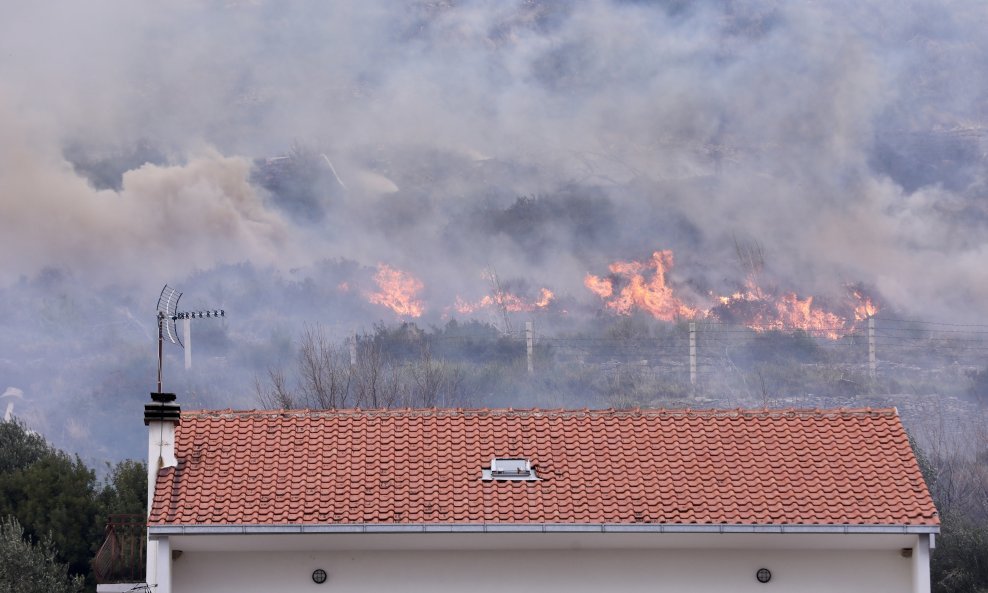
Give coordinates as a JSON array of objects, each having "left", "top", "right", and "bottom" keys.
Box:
[{"left": 148, "top": 407, "right": 939, "bottom": 527}]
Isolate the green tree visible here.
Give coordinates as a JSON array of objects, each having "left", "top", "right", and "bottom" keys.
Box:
[
  {"left": 0, "top": 420, "right": 102, "bottom": 590},
  {"left": 0, "top": 419, "right": 149, "bottom": 592},
  {"left": 98, "top": 460, "right": 148, "bottom": 517},
  {"left": 0, "top": 419, "right": 51, "bottom": 474},
  {"left": 0, "top": 515, "right": 84, "bottom": 593},
  {"left": 0, "top": 452, "right": 101, "bottom": 583}
]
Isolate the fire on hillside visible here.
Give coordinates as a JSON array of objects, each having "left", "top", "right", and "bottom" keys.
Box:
[
  {"left": 586, "top": 251, "right": 879, "bottom": 338},
  {"left": 361, "top": 250, "right": 879, "bottom": 338},
  {"left": 365, "top": 264, "right": 425, "bottom": 318}
]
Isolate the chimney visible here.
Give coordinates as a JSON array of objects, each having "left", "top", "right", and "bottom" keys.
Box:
[
  {"left": 145, "top": 392, "right": 180, "bottom": 513},
  {"left": 145, "top": 392, "right": 180, "bottom": 593}
]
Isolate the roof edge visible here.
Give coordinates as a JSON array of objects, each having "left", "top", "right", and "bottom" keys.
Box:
[
  {"left": 177, "top": 406, "right": 900, "bottom": 420},
  {"left": 149, "top": 523, "right": 939, "bottom": 537}
]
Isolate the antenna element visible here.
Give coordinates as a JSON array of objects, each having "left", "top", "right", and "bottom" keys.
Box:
[{"left": 154, "top": 285, "right": 225, "bottom": 395}]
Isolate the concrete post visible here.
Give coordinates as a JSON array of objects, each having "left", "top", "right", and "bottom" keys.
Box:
[
  {"left": 868, "top": 316, "right": 877, "bottom": 387},
  {"left": 526, "top": 321, "right": 534, "bottom": 375},
  {"left": 689, "top": 322, "right": 697, "bottom": 389}
]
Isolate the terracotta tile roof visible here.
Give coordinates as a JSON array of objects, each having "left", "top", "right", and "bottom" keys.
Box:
[{"left": 148, "top": 407, "right": 938, "bottom": 527}]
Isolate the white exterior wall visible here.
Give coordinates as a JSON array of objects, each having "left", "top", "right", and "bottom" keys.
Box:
[
  {"left": 913, "top": 534, "right": 931, "bottom": 593},
  {"left": 172, "top": 545, "right": 913, "bottom": 593},
  {"left": 146, "top": 419, "right": 178, "bottom": 590}
]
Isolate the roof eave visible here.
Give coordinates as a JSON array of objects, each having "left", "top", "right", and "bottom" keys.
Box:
[{"left": 149, "top": 522, "right": 940, "bottom": 537}]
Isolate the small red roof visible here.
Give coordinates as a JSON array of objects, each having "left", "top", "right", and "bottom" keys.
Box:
[{"left": 149, "top": 407, "right": 938, "bottom": 527}]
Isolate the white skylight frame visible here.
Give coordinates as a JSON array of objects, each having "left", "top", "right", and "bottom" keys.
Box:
[{"left": 482, "top": 457, "right": 539, "bottom": 481}]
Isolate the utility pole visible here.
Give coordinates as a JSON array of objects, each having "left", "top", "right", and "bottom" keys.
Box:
[
  {"left": 526, "top": 321, "right": 534, "bottom": 375},
  {"left": 689, "top": 321, "right": 697, "bottom": 393},
  {"left": 868, "top": 316, "right": 877, "bottom": 386}
]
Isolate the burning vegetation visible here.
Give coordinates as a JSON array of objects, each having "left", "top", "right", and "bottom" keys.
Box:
[
  {"left": 584, "top": 250, "right": 698, "bottom": 321},
  {"left": 358, "top": 250, "right": 877, "bottom": 341},
  {"left": 361, "top": 264, "right": 557, "bottom": 319},
  {"left": 366, "top": 264, "right": 425, "bottom": 318},
  {"left": 584, "top": 250, "right": 878, "bottom": 339},
  {"left": 454, "top": 287, "right": 555, "bottom": 315}
]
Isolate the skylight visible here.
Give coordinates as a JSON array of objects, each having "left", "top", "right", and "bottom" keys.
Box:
[{"left": 482, "top": 457, "right": 538, "bottom": 481}]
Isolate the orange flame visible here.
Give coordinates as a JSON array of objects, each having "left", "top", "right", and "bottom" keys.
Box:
[
  {"left": 454, "top": 287, "right": 555, "bottom": 314},
  {"left": 366, "top": 264, "right": 424, "bottom": 317},
  {"left": 534, "top": 288, "right": 555, "bottom": 308},
  {"left": 584, "top": 274, "right": 613, "bottom": 299},
  {"left": 587, "top": 251, "right": 879, "bottom": 338},
  {"left": 720, "top": 290, "right": 845, "bottom": 339},
  {"left": 586, "top": 251, "right": 698, "bottom": 321},
  {"left": 851, "top": 289, "right": 878, "bottom": 322}
]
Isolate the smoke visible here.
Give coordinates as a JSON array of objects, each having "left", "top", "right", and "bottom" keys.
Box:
[
  {"left": 0, "top": 0, "right": 983, "bottom": 313},
  {"left": 0, "top": 104, "right": 289, "bottom": 286},
  {"left": 1, "top": 0, "right": 988, "bottom": 458}
]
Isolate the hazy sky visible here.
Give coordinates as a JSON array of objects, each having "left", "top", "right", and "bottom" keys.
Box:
[
  {"left": 3, "top": 0, "right": 988, "bottom": 464},
  {"left": 1, "top": 0, "right": 986, "bottom": 320}
]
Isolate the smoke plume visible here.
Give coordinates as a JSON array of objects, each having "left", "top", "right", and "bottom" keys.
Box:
[{"left": 1, "top": 0, "right": 987, "bottom": 458}]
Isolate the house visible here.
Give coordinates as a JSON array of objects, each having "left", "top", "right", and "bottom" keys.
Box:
[{"left": 129, "top": 396, "right": 938, "bottom": 593}]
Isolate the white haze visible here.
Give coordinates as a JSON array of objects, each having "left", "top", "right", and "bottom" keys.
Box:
[
  {"left": 1, "top": 0, "right": 986, "bottom": 317},
  {"left": 1, "top": 0, "right": 987, "bottom": 459}
]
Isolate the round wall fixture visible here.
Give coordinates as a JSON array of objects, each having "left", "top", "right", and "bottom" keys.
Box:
[
  {"left": 756, "top": 568, "right": 772, "bottom": 583},
  {"left": 312, "top": 569, "right": 328, "bottom": 584}
]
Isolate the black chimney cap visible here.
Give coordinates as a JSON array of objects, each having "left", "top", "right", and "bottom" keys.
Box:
[
  {"left": 150, "top": 392, "right": 177, "bottom": 403},
  {"left": 144, "top": 401, "right": 181, "bottom": 425}
]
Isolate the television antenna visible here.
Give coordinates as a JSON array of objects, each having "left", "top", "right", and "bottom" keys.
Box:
[{"left": 155, "top": 285, "right": 225, "bottom": 394}]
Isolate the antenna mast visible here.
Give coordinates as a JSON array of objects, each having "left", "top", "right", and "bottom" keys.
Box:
[{"left": 155, "top": 285, "right": 225, "bottom": 395}]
